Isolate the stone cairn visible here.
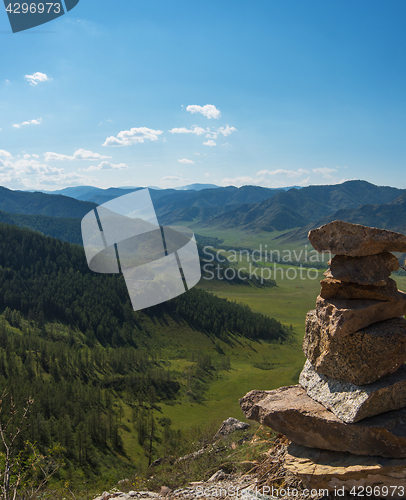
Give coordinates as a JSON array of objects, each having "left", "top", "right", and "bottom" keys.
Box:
[{"left": 240, "top": 221, "right": 406, "bottom": 497}]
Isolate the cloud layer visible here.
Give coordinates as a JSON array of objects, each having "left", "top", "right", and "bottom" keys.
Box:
[{"left": 44, "top": 149, "right": 111, "bottom": 162}]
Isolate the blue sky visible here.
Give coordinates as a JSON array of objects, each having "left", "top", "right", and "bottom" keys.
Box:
[{"left": 0, "top": 0, "right": 405, "bottom": 190}]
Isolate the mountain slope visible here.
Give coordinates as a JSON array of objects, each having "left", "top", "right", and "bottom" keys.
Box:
[
  {"left": 284, "top": 192, "right": 406, "bottom": 242},
  {"left": 203, "top": 180, "right": 405, "bottom": 232},
  {"left": 0, "top": 210, "right": 83, "bottom": 244},
  {"left": 0, "top": 186, "right": 96, "bottom": 218}
]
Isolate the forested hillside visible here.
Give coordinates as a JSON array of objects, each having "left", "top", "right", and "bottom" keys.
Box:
[
  {"left": 204, "top": 180, "right": 405, "bottom": 232},
  {"left": 0, "top": 186, "right": 96, "bottom": 217},
  {"left": 0, "top": 209, "right": 82, "bottom": 244},
  {"left": 0, "top": 223, "right": 291, "bottom": 494}
]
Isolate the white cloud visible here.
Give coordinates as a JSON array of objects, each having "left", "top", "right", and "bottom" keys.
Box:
[
  {"left": 73, "top": 149, "right": 111, "bottom": 160},
  {"left": 44, "top": 149, "right": 111, "bottom": 162},
  {"left": 103, "top": 127, "right": 163, "bottom": 147},
  {"left": 170, "top": 124, "right": 236, "bottom": 143},
  {"left": 24, "top": 72, "right": 52, "bottom": 86},
  {"left": 177, "top": 158, "right": 195, "bottom": 164},
  {"left": 169, "top": 126, "right": 205, "bottom": 135},
  {"left": 0, "top": 153, "right": 97, "bottom": 190},
  {"left": 83, "top": 161, "right": 129, "bottom": 171},
  {"left": 35, "top": 171, "right": 93, "bottom": 187},
  {"left": 0, "top": 150, "right": 12, "bottom": 159},
  {"left": 13, "top": 118, "right": 42, "bottom": 129},
  {"left": 186, "top": 104, "right": 221, "bottom": 120},
  {"left": 32, "top": 154, "right": 39, "bottom": 158},
  {"left": 44, "top": 152, "right": 74, "bottom": 161},
  {"left": 0, "top": 156, "right": 62, "bottom": 175},
  {"left": 203, "top": 140, "right": 216, "bottom": 147},
  {"left": 218, "top": 125, "right": 237, "bottom": 136},
  {"left": 257, "top": 169, "right": 310, "bottom": 178}
]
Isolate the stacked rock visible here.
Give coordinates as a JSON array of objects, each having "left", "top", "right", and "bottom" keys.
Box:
[{"left": 240, "top": 221, "right": 406, "bottom": 496}]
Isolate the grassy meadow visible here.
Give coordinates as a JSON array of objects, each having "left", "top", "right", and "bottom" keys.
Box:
[{"left": 120, "top": 223, "right": 406, "bottom": 467}]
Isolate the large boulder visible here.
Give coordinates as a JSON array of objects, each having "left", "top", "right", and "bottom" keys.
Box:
[
  {"left": 240, "top": 385, "right": 406, "bottom": 458},
  {"left": 308, "top": 220, "right": 406, "bottom": 257},
  {"left": 303, "top": 310, "right": 406, "bottom": 385},
  {"left": 315, "top": 294, "right": 406, "bottom": 338},
  {"left": 320, "top": 277, "right": 402, "bottom": 301},
  {"left": 284, "top": 443, "right": 406, "bottom": 499},
  {"left": 299, "top": 360, "right": 406, "bottom": 423},
  {"left": 324, "top": 252, "right": 399, "bottom": 287}
]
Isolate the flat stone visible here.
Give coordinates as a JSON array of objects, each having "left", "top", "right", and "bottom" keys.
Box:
[
  {"left": 308, "top": 220, "right": 406, "bottom": 257},
  {"left": 303, "top": 310, "right": 406, "bottom": 384},
  {"left": 239, "top": 385, "right": 406, "bottom": 458},
  {"left": 284, "top": 443, "right": 406, "bottom": 499},
  {"left": 299, "top": 360, "right": 406, "bottom": 423},
  {"left": 320, "top": 277, "right": 402, "bottom": 301},
  {"left": 324, "top": 252, "right": 399, "bottom": 286},
  {"left": 315, "top": 294, "right": 406, "bottom": 338}
]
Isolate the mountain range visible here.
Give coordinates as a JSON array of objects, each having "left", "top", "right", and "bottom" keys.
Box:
[{"left": 1, "top": 180, "right": 406, "bottom": 244}]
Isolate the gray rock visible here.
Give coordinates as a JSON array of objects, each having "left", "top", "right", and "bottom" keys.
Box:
[
  {"left": 308, "top": 220, "right": 406, "bottom": 257},
  {"left": 324, "top": 252, "right": 399, "bottom": 286},
  {"left": 240, "top": 385, "right": 406, "bottom": 458},
  {"left": 303, "top": 310, "right": 406, "bottom": 385},
  {"left": 160, "top": 486, "right": 171, "bottom": 496},
  {"left": 214, "top": 417, "right": 250, "bottom": 439},
  {"left": 299, "top": 360, "right": 406, "bottom": 423},
  {"left": 175, "top": 446, "right": 208, "bottom": 463},
  {"left": 208, "top": 470, "right": 229, "bottom": 481},
  {"left": 320, "top": 277, "right": 402, "bottom": 301},
  {"left": 315, "top": 294, "right": 406, "bottom": 338},
  {"left": 284, "top": 442, "right": 406, "bottom": 499}
]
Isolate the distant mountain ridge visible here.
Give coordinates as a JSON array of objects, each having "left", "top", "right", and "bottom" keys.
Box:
[
  {"left": 201, "top": 181, "right": 405, "bottom": 232},
  {"left": 0, "top": 186, "right": 96, "bottom": 218},
  {"left": 2, "top": 181, "right": 406, "bottom": 243},
  {"left": 284, "top": 191, "right": 406, "bottom": 242}
]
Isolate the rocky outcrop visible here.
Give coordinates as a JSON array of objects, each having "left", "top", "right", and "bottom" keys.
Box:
[
  {"left": 308, "top": 220, "right": 406, "bottom": 256},
  {"left": 241, "top": 221, "right": 406, "bottom": 490},
  {"left": 314, "top": 294, "right": 406, "bottom": 339},
  {"left": 240, "top": 385, "right": 406, "bottom": 458},
  {"left": 284, "top": 443, "right": 406, "bottom": 499},
  {"left": 299, "top": 360, "right": 406, "bottom": 423},
  {"left": 302, "top": 311, "right": 406, "bottom": 385},
  {"left": 324, "top": 252, "right": 399, "bottom": 286},
  {"left": 320, "top": 277, "right": 401, "bottom": 301},
  {"left": 214, "top": 417, "right": 250, "bottom": 439}
]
